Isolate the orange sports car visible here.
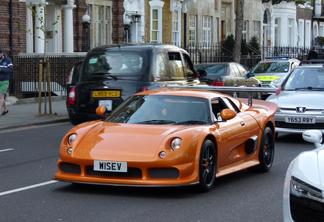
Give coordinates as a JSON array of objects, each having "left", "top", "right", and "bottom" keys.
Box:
[{"left": 55, "top": 88, "right": 277, "bottom": 191}]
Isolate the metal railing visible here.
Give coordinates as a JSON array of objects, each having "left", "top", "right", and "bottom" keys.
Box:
[{"left": 11, "top": 53, "right": 86, "bottom": 98}]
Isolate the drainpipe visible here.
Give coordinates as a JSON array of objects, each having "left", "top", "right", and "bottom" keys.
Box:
[{"left": 8, "top": 0, "right": 13, "bottom": 55}]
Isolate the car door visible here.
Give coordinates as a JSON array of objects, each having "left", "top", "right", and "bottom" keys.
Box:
[{"left": 213, "top": 97, "right": 259, "bottom": 168}]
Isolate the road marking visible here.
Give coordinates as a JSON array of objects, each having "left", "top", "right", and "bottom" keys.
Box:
[
  {"left": 0, "top": 180, "right": 58, "bottom": 197},
  {"left": 0, "top": 148, "right": 14, "bottom": 153}
]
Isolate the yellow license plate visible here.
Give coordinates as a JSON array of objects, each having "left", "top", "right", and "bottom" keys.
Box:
[{"left": 92, "top": 90, "right": 121, "bottom": 98}]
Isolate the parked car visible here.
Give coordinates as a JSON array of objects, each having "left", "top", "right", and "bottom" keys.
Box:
[
  {"left": 283, "top": 130, "right": 324, "bottom": 222},
  {"left": 194, "top": 62, "right": 249, "bottom": 86},
  {"left": 267, "top": 66, "right": 324, "bottom": 134},
  {"left": 56, "top": 87, "right": 276, "bottom": 191},
  {"left": 67, "top": 44, "right": 198, "bottom": 125},
  {"left": 248, "top": 57, "right": 300, "bottom": 87}
]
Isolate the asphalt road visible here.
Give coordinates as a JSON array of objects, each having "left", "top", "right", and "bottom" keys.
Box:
[{"left": 0, "top": 123, "right": 310, "bottom": 222}]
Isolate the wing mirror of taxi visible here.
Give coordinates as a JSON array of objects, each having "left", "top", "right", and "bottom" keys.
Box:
[
  {"left": 220, "top": 109, "right": 236, "bottom": 121},
  {"left": 96, "top": 105, "right": 107, "bottom": 117}
]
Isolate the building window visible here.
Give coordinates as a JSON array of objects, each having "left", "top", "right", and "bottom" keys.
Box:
[
  {"left": 151, "top": 9, "right": 159, "bottom": 43},
  {"left": 320, "top": 23, "right": 324, "bottom": 36},
  {"left": 89, "top": 4, "right": 111, "bottom": 48},
  {"left": 253, "top": 21, "right": 260, "bottom": 41},
  {"left": 172, "top": 10, "right": 180, "bottom": 46},
  {"left": 288, "top": 18, "right": 294, "bottom": 46},
  {"left": 242, "top": 20, "right": 249, "bottom": 41},
  {"left": 298, "top": 20, "right": 304, "bottom": 47},
  {"left": 274, "top": 18, "right": 280, "bottom": 46},
  {"left": 188, "top": 15, "right": 197, "bottom": 46},
  {"left": 202, "top": 16, "right": 212, "bottom": 47}
]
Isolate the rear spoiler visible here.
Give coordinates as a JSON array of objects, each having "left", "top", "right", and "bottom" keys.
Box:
[{"left": 164, "top": 85, "right": 276, "bottom": 106}]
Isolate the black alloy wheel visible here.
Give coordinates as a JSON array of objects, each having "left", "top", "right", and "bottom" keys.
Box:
[
  {"left": 256, "top": 127, "right": 275, "bottom": 172},
  {"left": 198, "top": 139, "right": 216, "bottom": 191}
]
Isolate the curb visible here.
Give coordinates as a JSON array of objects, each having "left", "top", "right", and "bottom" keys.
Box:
[{"left": 0, "top": 118, "right": 70, "bottom": 132}]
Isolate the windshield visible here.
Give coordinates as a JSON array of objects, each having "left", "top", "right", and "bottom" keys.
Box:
[
  {"left": 195, "top": 64, "right": 227, "bottom": 77},
  {"left": 83, "top": 51, "right": 146, "bottom": 79},
  {"left": 252, "top": 61, "right": 289, "bottom": 74},
  {"left": 107, "top": 95, "right": 211, "bottom": 125},
  {"left": 284, "top": 68, "right": 324, "bottom": 91}
]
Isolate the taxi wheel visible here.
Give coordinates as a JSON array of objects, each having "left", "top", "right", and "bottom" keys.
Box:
[
  {"left": 198, "top": 140, "right": 216, "bottom": 192},
  {"left": 256, "top": 127, "right": 275, "bottom": 172}
]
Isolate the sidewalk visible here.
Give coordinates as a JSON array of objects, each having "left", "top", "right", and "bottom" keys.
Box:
[{"left": 0, "top": 97, "right": 69, "bottom": 131}]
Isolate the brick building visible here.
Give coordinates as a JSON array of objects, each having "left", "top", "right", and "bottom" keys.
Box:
[{"left": 0, "top": 0, "right": 125, "bottom": 55}]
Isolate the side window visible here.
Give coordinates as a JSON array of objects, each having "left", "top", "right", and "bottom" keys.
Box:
[
  {"left": 237, "top": 64, "right": 247, "bottom": 76},
  {"left": 211, "top": 98, "right": 229, "bottom": 121},
  {"left": 230, "top": 64, "right": 240, "bottom": 77},
  {"left": 182, "top": 53, "right": 195, "bottom": 75},
  {"left": 222, "top": 97, "right": 241, "bottom": 113},
  {"left": 168, "top": 52, "right": 185, "bottom": 79},
  {"left": 154, "top": 53, "right": 168, "bottom": 80}
]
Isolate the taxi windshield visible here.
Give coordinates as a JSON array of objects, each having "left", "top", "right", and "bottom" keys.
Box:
[
  {"left": 252, "top": 61, "right": 289, "bottom": 74},
  {"left": 107, "top": 95, "right": 212, "bottom": 125}
]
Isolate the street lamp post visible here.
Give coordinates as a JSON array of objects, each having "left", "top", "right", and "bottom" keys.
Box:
[{"left": 82, "top": 11, "right": 91, "bottom": 52}]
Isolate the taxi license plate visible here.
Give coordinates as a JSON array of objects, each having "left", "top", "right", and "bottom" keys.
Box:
[
  {"left": 92, "top": 90, "right": 120, "bottom": 98},
  {"left": 285, "top": 116, "right": 316, "bottom": 124},
  {"left": 93, "top": 160, "right": 127, "bottom": 172}
]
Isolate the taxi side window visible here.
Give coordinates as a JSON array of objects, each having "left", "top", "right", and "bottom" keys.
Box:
[
  {"left": 230, "top": 64, "right": 240, "bottom": 77},
  {"left": 211, "top": 98, "right": 229, "bottom": 121},
  {"left": 168, "top": 52, "right": 185, "bottom": 79},
  {"left": 182, "top": 53, "right": 195, "bottom": 75}
]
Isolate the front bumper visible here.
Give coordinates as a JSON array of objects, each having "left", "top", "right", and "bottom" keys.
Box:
[{"left": 55, "top": 158, "right": 199, "bottom": 186}]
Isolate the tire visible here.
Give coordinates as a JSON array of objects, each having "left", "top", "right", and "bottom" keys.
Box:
[
  {"left": 255, "top": 127, "right": 275, "bottom": 172},
  {"left": 68, "top": 113, "right": 85, "bottom": 125},
  {"left": 198, "top": 139, "right": 216, "bottom": 192}
]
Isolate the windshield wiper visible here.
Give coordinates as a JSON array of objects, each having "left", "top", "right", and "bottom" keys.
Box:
[
  {"left": 91, "top": 72, "right": 118, "bottom": 80},
  {"left": 175, "top": 120, "right": 207, "bottom": 125},
  {"left": 294, "top": 87, "right": 323, "bottom": 91},
  {"left": 135, "top": 120, "right": 176, "bottom": 125}
]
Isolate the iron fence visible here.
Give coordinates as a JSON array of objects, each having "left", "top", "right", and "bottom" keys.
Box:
[{"left": 11, "top": 53, "right": 86, "bottom": 98}]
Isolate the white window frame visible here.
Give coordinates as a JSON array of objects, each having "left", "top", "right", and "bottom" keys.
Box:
[
  {"left": 149, "top": 0, "right": 164, "bottom": 43},
  {"left": 202, "top": 16, "right": 212, "bottom": 47},
  {"left": 188, "top": 15, "right": 197, "bottom": 47},
  {"left": 242, "top": 20, "right": 249, "bottom": 41},
  {"left": 298, "top": 19, "right": 304, "bottom": 47},
  {"left": 172, "top": 10, "right": 180, "bottom": 46},
  {"left": 288, "top": 18, "right": 294, "bottom": 47},
  {"left": 87, "top": 0, "right": 112, "bottom": 48},
  {"left": 274, "top": 18, "right": 280, "bottom": 46},
  {"left": 253, "top": 21, "right": 261, "bottom": 41}
]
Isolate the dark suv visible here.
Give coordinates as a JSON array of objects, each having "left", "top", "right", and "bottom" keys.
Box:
[{"left": 67, "top": 44, "right": 198, "bottom": 124}]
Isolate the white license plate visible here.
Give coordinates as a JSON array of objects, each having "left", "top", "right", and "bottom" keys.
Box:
[
  {"left": 285, "top": 116, "right": 316, "bottom": 124},
  {"left": 93, "top": 160, "right": 127, "bottom": 172},
  {"left": 99, "top": 100, "right": 112, "bottom": 111}
]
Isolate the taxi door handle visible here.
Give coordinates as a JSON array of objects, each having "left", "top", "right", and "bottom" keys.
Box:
[{"left": 240, "top": 121, "right": 245, "bottom": 126}]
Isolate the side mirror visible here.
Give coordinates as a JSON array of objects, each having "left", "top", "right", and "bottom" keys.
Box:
[
  {"left": 302, "top": 130, "right": 323, "bottom": 148},
  {"left": 220, "top": 109, "right": 236, "bottom": 121},
  {"left": 245, "top": 72, "right": 255, "bottom": 79},
  {"left": 96, "top": 105, "right": 107, "bottom": 117},
  {"left": 197, "top": 69, "right": 207, "bottom": 78}
]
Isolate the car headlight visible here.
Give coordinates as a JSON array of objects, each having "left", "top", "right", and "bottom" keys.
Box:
[
  {"left": 67, "top": 133, "right": 77, "bottom": 145},
  {"left": 290, "top": 176, "right": 323, "bottom": 201},
  {"left": 170, "top": 138, "right": 182, "bottom": 151}
]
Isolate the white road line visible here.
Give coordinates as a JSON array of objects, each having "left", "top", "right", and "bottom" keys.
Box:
[
  {"left": 0, "top": 180, "right": 58, "bottom": 197},
  {"left": 0, "top": 148, "right": 14, "bottom": 153}
]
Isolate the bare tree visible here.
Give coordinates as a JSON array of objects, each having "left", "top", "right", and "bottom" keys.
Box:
[{"left": 233, "top": 0, "right": 244, "bottom": 63}]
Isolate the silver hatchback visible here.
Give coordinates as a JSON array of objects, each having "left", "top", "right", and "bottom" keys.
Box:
[{"left": 267, "top": 66, "right": 324, "bottom": 134}]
